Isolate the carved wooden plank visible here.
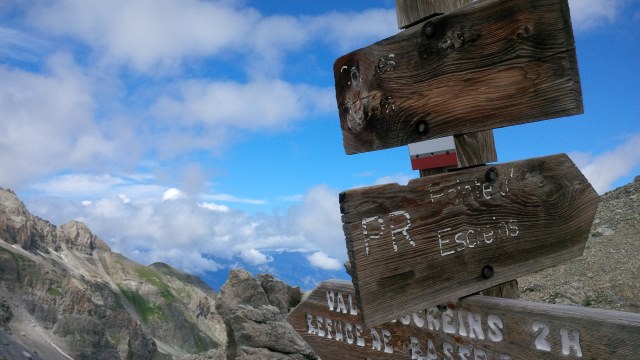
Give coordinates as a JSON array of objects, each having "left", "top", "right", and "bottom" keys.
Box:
[
  {"left": 288, "top": 280, "right": 640, "bottom": 359},
  {"left": 339, "top": 154, "right": 598, "bottom": 327},
  {"left": 396, "top": 0, "right": 473, "bottom": 29},
  {"left": 335, "top": 0, "right": 582, "bottom": 155}
]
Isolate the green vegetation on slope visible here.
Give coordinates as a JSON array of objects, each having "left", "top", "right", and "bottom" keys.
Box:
[
  {"left": 118, "top": 285, "right": 165, "bottom": 323},
  {"left": 135, "top": 267, "right": 177, "bottom": 303},
  {"left": 47, "top": 287, "right": 62, "bottom": 297},
  {"left": 0, "top": 246, "right": 32, "bottom": 264}
]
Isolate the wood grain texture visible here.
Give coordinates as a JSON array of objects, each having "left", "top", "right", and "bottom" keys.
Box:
[
  {"left": 399, "top": 2, "right": 498, "bottom": 173},
  {"left": 335, "top": 0, "right": 582, "bottom": 155},
  {"left": 287, "top": 280, "right": 640, "bottom": 359},
  {"left": 340, "top": 154, "right": 598, "bottom": 327},
  {"left": 454, "top": 130, "right": 497, "bottom": 168},
  {"left": 396, "top": 0, "right": 473, "bottom": 29}
]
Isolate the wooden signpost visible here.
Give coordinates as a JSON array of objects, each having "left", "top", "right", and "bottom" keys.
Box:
[
  {"left": 334, "top": 0, "right": 582, "bottom": 154},
  {"left": 287, "top": 280, "right": 640, "bottom": 359},
  {"left": 340, "top": 154, "right": 598, "bottom": 327},
  {"left": 286, "top": 0, "right": 639, "bottom": 358}
]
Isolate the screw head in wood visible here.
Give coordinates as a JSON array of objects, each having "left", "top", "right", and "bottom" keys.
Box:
[
  {"left": 423, "top": 22, "right": 436, "bottom": 39},
  {"left": 485, "top": 167, "right": 499, "bottom": 183},
  {"left": 416, "top": 121, "right": 429, "bottom": 136},
  {"left": 482, "top": 265, "right": 494, "bottom": 279}
]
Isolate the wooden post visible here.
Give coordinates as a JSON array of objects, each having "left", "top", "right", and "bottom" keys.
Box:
[
  {"left": 395, "top": 0, "right": 518, "bottom": 299},
  {"left": 396, "top": 0, "right": 473, "bottom": 28}
]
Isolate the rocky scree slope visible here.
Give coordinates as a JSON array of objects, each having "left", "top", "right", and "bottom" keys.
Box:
[{"left": 0, "top": 187, "right": 315, "bottom": 359}]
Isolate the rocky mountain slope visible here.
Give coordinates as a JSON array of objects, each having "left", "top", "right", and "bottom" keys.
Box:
[{"left": 0, "top": 188, "right": 314, "bottom": 359}]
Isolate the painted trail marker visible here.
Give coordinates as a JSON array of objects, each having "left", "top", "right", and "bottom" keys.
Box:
[
  {"left": 334, "top": 0, "right": 582, "bottom": 154},
  {"left": 288, "top": 280, "right": 640, "bottom": 359},
  {"left": 339, "top": 154, "right": 598, "bottom": 327}
]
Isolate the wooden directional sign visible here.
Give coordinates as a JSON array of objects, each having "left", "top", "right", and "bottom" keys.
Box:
[
  {"left": 339, "top": 154, "right": 598, "bottom": 327},
  {"left": 287, "top": 280, "right": 640, "bottom": 359},
  {"left": 334, "top": 0, "right": 582, "bottom": 154}
]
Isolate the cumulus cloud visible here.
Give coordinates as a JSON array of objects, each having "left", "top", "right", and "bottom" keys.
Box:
[
  {"left": 25, "top": 180, "right": 347, "bottom": 274},
  {"left": 568, "top": 0, "right": 625, "bottom": 31},
  {"left": 25, "top": 0, "right": 396, "bottom": 73},
  {"left": 287, "top": 184, "right": 345, "bottom": 259},
  {"left": 307, "top": 251, "right": 342, "bottom": 270},
  {"left": 27, "top": 0, "right": 259, "bottom": 71},
  {"left": 308, "top": 9, "right": 398, "bottom": 52},
  {"left": 240, "top": 248, "right": 273, "bottom": 265},
  {"left": 570, "top": 132, "right": 640, "bottom": 194},
  {"left": 0, "top": 53, "right": 115, "bottom": 189},
  {"left": 31, "top": 174, "right": 127, "bottom": 198},
  {"left": 152, "top": 79, "right": 333, "bottom": 130},
  {"left": 161, "top": 188, "right": 184, "bottom": 201},
  {"left": 0, "top": 1, "right": 396, "bottom": 191}
]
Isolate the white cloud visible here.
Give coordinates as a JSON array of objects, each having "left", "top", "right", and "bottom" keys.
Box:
[
  {"left": 570, "top": 132, "right": 640, "bottom": 194},
  {"left": 31, "top": 174, "right": 126, "bottom": 197},
  {"left": 240, "top": 248, "right": 273, "bottom": 265},
  {"left": 201, "top": 193, "right": 267, "bottom": 205},
  {"left": 25, "top": 0, "right": 396, "bottom": 73},
  {"left": 0, "top": 26, "right": 50, "bottom": 62},
  {"left": 308, "top": 9, "right": 398, "bottom": 52},
  {"left": 27, "top": 0, "right": 259, "bottom": 71},
  {"left": 568, "top": 0, "right": 624, "bottom": 31},
  {"left": 24, "top": 180, "right": 348, "bottom": 275},
  {"left": 28, "top": 172, "right": 167, "bottom": 201},
  {"left": 153, "top": 79, "right": 333, "bottom": 130},
  {"left": 161, "top": 187, "right": 184, "bottom": 201},
  {"left": 199, "top": 202, "right": 231, "bottom": 213},
  {"left": 0, "top": 53, "right": 116, "bottom": 189},
  {"left": 307, "top": 251, "right": 342, "bottom": 270},
  {"left": 118, "top": 194, "right": 131, "bottom": 204},
  {"left": 287, "top": 184, "right": 345, "bottom": 259}
]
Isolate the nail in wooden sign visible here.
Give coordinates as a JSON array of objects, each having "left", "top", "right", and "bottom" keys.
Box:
[
  {"left": 287, "top": 280, "right": 640, "bottom": 359},
  {"left": 334, "top": 0, "right": 582, "bottom": 154},
  {"left": 339, "top": 154, "right": 598, "bottom": 327}
]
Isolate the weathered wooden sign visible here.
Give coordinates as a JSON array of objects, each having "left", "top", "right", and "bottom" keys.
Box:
[
  {"left": 287, "top": 280, "right": 640, "bottom": 359},
  {"left": 340, "top": 154, "right": 598, "bottom": 326},
  {"left": 334, "top": 0, "right": 582, "bottom": 154}
]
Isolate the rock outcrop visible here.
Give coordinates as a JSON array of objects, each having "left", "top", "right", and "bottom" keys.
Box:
[
  {"left": 0, "top": 188, "right": 110, "bottom": 254},
  {"left": 215, "top": 269, "right": 316, "bottom": 360},
  {"left": 57, "top": 220, "right": 111, "bottom": 255}
]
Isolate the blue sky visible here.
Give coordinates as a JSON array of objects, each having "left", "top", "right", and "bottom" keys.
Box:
[{"left": 1, "top": 0, "right": 638, "bottom": 289}]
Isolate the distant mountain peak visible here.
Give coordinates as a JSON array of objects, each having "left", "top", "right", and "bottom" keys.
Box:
[
  {"left": 57, "top": 220, "right": 111, "bottom": 254},
  {"left": 0, "top": 188, "right": 109, "bottom": 255}
]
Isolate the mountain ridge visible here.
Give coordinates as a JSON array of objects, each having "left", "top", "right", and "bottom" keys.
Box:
[{"left": 0, "top": 187, "right": 315, "bottom": 359}]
